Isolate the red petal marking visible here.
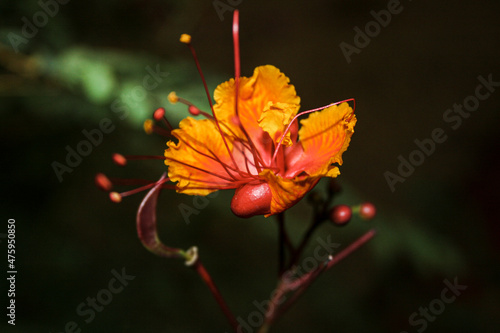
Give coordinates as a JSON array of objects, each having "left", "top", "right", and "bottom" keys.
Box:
[{"left": 230, "top": 182, "right": 272, "bottom": 218}]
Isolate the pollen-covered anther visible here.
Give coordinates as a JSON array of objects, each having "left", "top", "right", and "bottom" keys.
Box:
[
  {"left": 143, "top": 119, "right": 154, "bottom": 134},
  {"left": 112, "top": 153, "right": 127, "bottom": 166},
  {"left": 109, "top": 192, "right": 122, "bottom": 203},
  {"left": 95, "top": 173, "right": 113, "bottom": 191},
  {"left": 168, "top": 91, "right": 179, "bottom": 104},
  {"left": 180, "top": 34, "right": 192, "bottom": 44}
]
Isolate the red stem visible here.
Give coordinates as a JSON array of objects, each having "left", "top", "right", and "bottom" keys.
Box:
[{"left": 192, "top": 261, "right": 239, "bottom": 332}]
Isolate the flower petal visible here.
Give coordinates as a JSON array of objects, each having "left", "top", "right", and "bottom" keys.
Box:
[
  {"left": 213, "top": 65, "right": 300, "bottom": 150},
  {"left": 165, "top": 117, "right": 238, "bottom": 195},
  {"left": 289, "top": 102, "right": 356, "bottom": 178},
  {"left": 258, "top": 101, "right": 299, "bottom": 147},
  {"left": 259, "top": 169, "right": 320, "bottom": 216}
]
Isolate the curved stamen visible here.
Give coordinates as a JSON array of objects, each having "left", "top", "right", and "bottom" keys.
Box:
[
  {"left": 181, "top": 36, "right": 243, "bottom": 177},
  {"left": 110, "top": 177, "right": 172, "bottom": 202},
  {"left": 272, "top": 98, "right": 355, "bottom": 161}
]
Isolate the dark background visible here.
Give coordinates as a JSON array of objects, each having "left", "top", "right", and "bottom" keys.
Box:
[{"left": 1, "top": 0, "right": 499, "bottom": 332}]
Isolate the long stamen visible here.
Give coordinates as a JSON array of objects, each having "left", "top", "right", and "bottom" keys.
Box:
[
  {"left": 232, "top": 10, "right": 265, "bottom": 173},
  {"left": 112, "top": 153, "right": 165, "bottom": 167},
  {"left": 153, "top": 107, "right": 175, "bottom": 131},
  {"left": 164, "top": 156, "right": 239, "bottom": 183},
  {"left": 272, "top": 98, "right": 356, "bottom": 161},
  {"left": 180, "top": 35, "right": 243, "bottom": 177},
  {"left": 109, "top": 177, "right": 172, "bottom": 203},
  {"left": 144, "top": 119, "right": 173, "bottom": 137},
  {"left": 168, "top": 92, "right": 214, "bottom": 119}
]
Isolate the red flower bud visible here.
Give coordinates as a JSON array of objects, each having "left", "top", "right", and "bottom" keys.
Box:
[
  {"left": 359, "top": 202, "right": 376, "bottom": 220},
  {"left": 330, "top": 204, "right": 352, "bottom": 226}
]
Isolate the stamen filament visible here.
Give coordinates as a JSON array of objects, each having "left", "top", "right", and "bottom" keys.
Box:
[
  {"left": 232, "top": 10, "right": 265, "bottom": 173},
  {"left": 164, "top": 157, "right": 238, "bottom": 183},
  {"left": 182, "top": 36, "right": 242, "bottom": 177},
  {"left": 113, "top": 177, "right": 171, "bottom": 200},
  {"left": 153, "top": 107, "right": 174, "bottom": 131},
  {"left": 174, "top": 135, "right": 247, "bottom": 180}
]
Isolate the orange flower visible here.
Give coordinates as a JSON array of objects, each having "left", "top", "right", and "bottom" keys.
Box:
[
  {"left": 98, "top": 11, "right": 356, "bottom": 218},
  {"left": 163, "top": 11, "right": 356, "bottom": 218},
  {"left": 165, "top": 64, "right": 355, "bottom": 217}
]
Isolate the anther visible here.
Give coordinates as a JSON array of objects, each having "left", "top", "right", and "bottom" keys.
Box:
[
  {"left": 188, "top": 105, "right": 201, "bottom": 116},
  {"left": 180, "top": 34, "right": 192, "bottom": 44},
  {"left": 95, "top": 173, "right": 113, "bottom": 191},
  {"left": 153, "top": 107, "right": 166, "bottom": 121},
  {"left": 143, "top": 119, "right": 172, "bottom": 137},
  {"left": 144, "top": 119, "right": 154, "bottom": 134},
  {"left": 168, "top": 91, "right": 179, "bottom": 104},
  {"left": 152, "top": 107, "right": 174, "bottom": 131},
  {"left": 113, "top": 153, "right": 127, "bottom": 166},
  {"left": 109, "top": 192, "right": 122, "bottom": 203}
]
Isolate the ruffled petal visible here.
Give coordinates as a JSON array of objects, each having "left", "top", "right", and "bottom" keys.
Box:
[
  {"left": 164, "top": 117, "right": 238, "bottom": 195},
  {"left": 213, "top": 65, "right": 300, "bottom": 150},
  {"left": 259, "top": 169, "right": 320, "bottom": 216},
  {"left": 258, "top": 102, "right": 299, "bottom": 147},
  {"left": 289, "top": 102, "right": 356, "bottom": 178}
]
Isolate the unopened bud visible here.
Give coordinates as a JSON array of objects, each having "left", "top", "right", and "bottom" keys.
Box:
[
  {"left": 359, "top": 202, "right": 376, "bottom": 220},
  {"left": 330, "top": 204, "right": 352, "bottom": 226}
]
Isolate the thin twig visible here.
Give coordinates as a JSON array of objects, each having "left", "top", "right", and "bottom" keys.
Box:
[
  {"left": 277, "top": 212, "right": 285, "bottom": 275},
  {"left": 273, "top": 229, "right": 377, "bottom": 320},
  {"left": 192, "top": 260, "right": 239, "bottom": 332}
]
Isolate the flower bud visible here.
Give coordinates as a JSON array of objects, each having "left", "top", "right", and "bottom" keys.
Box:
[
  {"left": 359, "top": 202, "right": 376, "bottom": 220},
  {"left": 330, "top": 204, "right": 352, "bottom": 226}
]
